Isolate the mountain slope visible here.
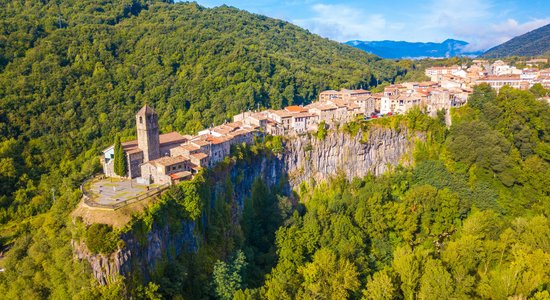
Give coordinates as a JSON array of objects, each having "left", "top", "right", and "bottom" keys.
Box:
[
  {"left": 483, "top": 23, "right": 550, "bottom": 57},
  {"left": 345, "top": 39, "right": 482, "bottom": 59}
]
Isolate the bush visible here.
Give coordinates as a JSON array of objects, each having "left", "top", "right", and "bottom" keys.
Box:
[
  {"left": 84, "top": 223, "right": 120, "bottom": 254},
  {"left": 317, "top": 121, "right": 327, "bottom": 140}
]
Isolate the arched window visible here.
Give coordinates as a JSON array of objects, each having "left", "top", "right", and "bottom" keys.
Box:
[{"left": 139, "top": 116, "right": 143, "bottom": 124}]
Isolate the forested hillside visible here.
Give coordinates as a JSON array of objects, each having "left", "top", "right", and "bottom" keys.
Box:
[
  {"left": 483, "top": 22, "right": 550, "bottom": 58},
  {"left": 0, "top": 0, "right": 405, "bottom": 228}
]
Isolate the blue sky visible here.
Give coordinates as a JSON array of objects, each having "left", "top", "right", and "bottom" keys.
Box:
[{"left": 192, "top": 0, "right": 550, "bottom": 51}]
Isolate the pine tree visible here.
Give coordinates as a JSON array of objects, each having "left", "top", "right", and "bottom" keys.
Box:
[{"left": 113, "top": 135, "right": 127, "bottom": 177}]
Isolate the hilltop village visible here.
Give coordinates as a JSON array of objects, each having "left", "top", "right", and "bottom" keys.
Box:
[
  {"left": 426, "top": 58, "right": 550, "bottom": 92},
  {"left": 101, "top": 58, "right": 549, "bottom": 186}
]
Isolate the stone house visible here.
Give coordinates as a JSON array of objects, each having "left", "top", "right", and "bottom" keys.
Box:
[{"left": 140, "top": 155, "right": 193, "bottom": 185}]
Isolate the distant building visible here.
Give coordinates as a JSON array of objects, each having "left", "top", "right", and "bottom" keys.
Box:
[
  {"left": 476, "top": 75, "right": 529, "bottom": 91},
  {"left": 425, "top": 66, "right": 461, "bottom": 82},
  {"left": 526, "top": 58, "right": 548, "bottom": 66}
]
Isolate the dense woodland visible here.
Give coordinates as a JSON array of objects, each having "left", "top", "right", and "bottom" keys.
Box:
[{"left": 0, "top": 0, "right": 549, "bottom": 299}]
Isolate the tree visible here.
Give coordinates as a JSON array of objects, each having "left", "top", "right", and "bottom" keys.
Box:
[
  {"left": 392, "top": 246, "right": 426, "bottom": 300},
  {"left": 212, "top": 250, "right": 247, "bottom": 300},
  {"left": 418, "top": 259, "right": 454, "bottom": 300},
  {"left": 317, "top": 121, "right": 327, "bottom": 140},
  {"left": 113, "top": 135, "right": 127, "bottom": 177},
  {"left": 212, "top": 250, "right": 248, "bottom": 300},
  {"left": 468, "top": 83, "right": 497, "bottom": 111},
  {"left": 298, "top": 248, "right": 360, "bottom": 300},
  {"left": 363, "top": 269, "right": 395, "bottom": 300},
  {"left": 529, "top": 83, "right": 548, "bottom": 98}
]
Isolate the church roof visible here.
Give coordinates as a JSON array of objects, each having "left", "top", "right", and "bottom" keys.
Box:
[
  {"left": 159, "top": 132, "right": 187, "bottom": 145},
  {"left": 136, "top": 104, "right": 157, "bottom": 116},
  {"left": 148, "top": 155, "right": 190, "bottom": 167},
  {"left": 105, "top": 132, "right": 186, "bottom": 154}
]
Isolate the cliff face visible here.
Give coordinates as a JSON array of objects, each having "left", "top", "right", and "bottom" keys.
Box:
[
  {"left": 284, "top": 127, "right": 419, "bottom": 186},
  {"left": 74, "top": 221, "right": 197, "bottom": 285},
  {"left": 75, "top": 126, "right": 421, "bottom": 283}
]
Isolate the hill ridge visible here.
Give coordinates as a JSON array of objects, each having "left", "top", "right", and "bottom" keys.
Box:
[{"left": 482, "top": 22, "right": 550, "bottom": 57}]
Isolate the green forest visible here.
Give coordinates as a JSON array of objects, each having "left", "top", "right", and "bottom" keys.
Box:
[{"left": 0, "top": 0, "right": 549, "bottom": 299}]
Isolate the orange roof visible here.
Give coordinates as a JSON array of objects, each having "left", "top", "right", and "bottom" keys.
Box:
[
  {"left": 170, "top": 171, "right": 192, "bottom": 180},
  {"left": 285, "top": 105, "right": 307, "bottom": 113},
  {"left": 225, "top": 121, "right": 243, "bottom": 129},
  {"left": 179, "top": 144, "right": 200, "bottom": 151},
  {"left": 212, "top": 126, "right": 233, "bottom": 135},
  {"left": 207, "top": 136, "right": 229, "bottom": 145},
  {"left": 191, "top": 152, "right": 209, "bottom": 160},
  {"left": 119, "top": 131, "right": 187, "bottom": 154},
  {"left": 159, "top": 132, "right": 187, "bottom": 145},
  {"left": 149, "top": 155, "right": 190, "bottom": 167},
  {"left": 293, "top": 112, "right": 316, "bottom": 118},
  {"left": 127, "top": 148, "right": 143, "bottom": 155},
  {"left": 245, "top": 112, "right": 268, "bottom": 121},
  {"left": 191, "top": 139, "right": 210, "bottom": 147},
  {"left": 121, "top": 140, "right": 139, "bottom": 152},
  {"left": 270, "top": 110, "right": 293, "bottom": 118},
  {"left": 328, "top": 99, "right": 348, "bottom": 107},
  {"left": 344, "top": 89, "right": 370, "bottom": 94},
  {"left": 418, "top": 81, "right": 438, "bottom": 87},
  {"left": 478, "top": 75, "right": 521, "bottom": 81}
]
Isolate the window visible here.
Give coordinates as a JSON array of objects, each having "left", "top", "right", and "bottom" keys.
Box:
[{"left": 139, "top": 116, "right": 143, "bottom": 124}]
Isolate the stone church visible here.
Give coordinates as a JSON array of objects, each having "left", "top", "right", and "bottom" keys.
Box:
[{"left": 101, "top": 105, "right": 187, "bottom": 179}]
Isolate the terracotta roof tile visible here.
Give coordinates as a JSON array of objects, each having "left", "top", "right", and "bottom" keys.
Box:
[
  {"left": 285, "top": 105, "right": 307, "bottom": 113},
  {"left": 191, "top": 153, "right": 209, "bottom": 160},
  {"left": 149, "top": 155, "right": 190, "bottom": 167}
]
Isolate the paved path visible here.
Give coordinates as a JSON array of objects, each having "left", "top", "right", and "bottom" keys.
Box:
[{"left": 87, "top": 178, "right": 159, "bottom": 205}]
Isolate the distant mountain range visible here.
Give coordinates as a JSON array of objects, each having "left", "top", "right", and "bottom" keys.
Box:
[
  {"left": 345, "top": 39, "right": 483, "bottom": 59},
  {"left": 482, "top": 23, "right": 550, "bottom": 58}
]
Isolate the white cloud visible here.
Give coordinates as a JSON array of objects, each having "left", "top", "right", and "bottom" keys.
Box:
[
  {"left": 421, "top": 0, "right": 550, "bottom": 51},
  {"left": 292, "top": 4, "right": 395, "bottom": 42},
  {"left": 290, "top": 0, "right": 550, "bottom": 51}
]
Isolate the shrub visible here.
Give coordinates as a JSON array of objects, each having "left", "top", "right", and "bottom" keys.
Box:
[{"left": 84, "top": 223, "right": 120, "bottom": 254}]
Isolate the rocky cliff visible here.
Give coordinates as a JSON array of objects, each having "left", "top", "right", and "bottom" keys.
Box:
[
  {"left": 284, "top": 126, "right": 420, "bottom": 186},
  {"left": 73, "top": 221, "right": 197, "bottom": 285},
  {"left": 75, "top": 126, "right": 422, "bottom": 284}
]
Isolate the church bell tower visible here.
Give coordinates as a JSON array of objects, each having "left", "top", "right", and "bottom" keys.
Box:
[{"left": 136, "top": 104, "right": 160, "bottom": 162}]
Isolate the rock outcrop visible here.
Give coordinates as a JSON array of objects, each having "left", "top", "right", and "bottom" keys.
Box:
[
  {"left": 75, "top": 126, "right": 422, "bottom": 284},
  {"left": 73, "top": 221, "right": 196, "bottom": 285},
  {"left": 284, "top": 126, "right": 419, "bottom": 186}
]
